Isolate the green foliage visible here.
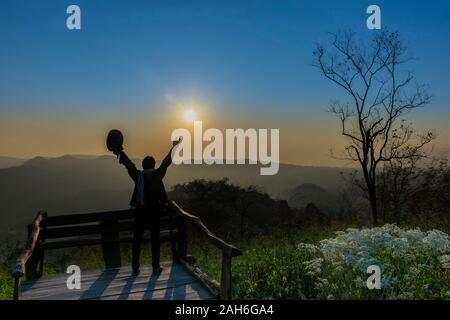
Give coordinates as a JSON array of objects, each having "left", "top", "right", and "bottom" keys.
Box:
[
  {"left": 0, "top": 243, "right": 21, "bottom": 300},
  {"left": 0, "top": 267, "right": 13, "bottom": 300},
  {"left": 297, "top": 225, "right": 450, "bottom": 299},
  {"left": 192, "top": 225, "right": 450, "bottom": 300},
  {"left": 172, "top": 178, "right": 295, "bottom": 238}
]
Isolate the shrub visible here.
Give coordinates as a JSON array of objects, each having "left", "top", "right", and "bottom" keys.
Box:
[{"left": 295, "top": 224, "right": 450, "bottom": 299}]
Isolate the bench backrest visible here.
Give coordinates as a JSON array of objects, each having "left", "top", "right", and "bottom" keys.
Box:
[{"left": 35, "top": 208, "right": 181, "bottom": 268}]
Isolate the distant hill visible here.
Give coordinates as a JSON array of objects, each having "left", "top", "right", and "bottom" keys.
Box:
[
  {"left": 0, "top": 156, "right": 27, "bottom": 169},
  {"left": 284, "top": 183, "right": 340, "bottom": 213},
  {"left": 0, "top": 155, "right": 351, "bottom": 242}
]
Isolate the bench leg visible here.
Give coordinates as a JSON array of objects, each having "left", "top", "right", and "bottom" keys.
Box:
[{"left": 101, "top": 220, "right": 121, "bottom": 269}]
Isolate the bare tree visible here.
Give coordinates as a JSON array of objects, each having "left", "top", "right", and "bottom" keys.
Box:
[{"left": 313, "top": 30, "right": 435, "bottom": 225}]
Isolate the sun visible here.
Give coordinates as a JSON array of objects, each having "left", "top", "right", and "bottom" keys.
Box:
[{"left": 183, "top": 110, "right": 197, "bottom": 123}]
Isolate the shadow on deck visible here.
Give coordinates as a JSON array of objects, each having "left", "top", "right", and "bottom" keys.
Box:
[{"left": 20, "top": 262, "right": 214, "bottom": 300}]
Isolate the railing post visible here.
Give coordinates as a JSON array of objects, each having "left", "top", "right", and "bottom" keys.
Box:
[
  {"left": 13, "top": 278, "right": 20, "bottom": 300},
  {"left": 176, "top": 217, "right": 188, "bottom": 259},
  {"left": 168, "top": 207, "right": 177, "bottom": 259},
  {"left": 220, "top": 252, "right": 232, "bottom": 300},
  {"left": 37, "top": 212, "right": 47, "bottom": 277},
  {"left": 25, "top": 224, "right": 40, "bottom": 280}
]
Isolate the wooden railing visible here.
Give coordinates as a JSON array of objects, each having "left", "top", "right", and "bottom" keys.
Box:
[
  {"left": 12, "top": 211, "right": 46, "bottom": 300},
  {"left": 170, "top": 201, "right": 242, "bottom": 299},
  {"left": 11, "top": 201, "right": 242, "bottom": 300}
]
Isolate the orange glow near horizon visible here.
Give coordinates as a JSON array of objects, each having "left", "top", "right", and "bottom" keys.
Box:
[{"left": 1, "top": 107, "right": 450, "bottom": 167}]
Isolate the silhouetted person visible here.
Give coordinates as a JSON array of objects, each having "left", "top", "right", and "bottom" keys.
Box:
[{"left": 114, "top": 139, "right": 181, "bottom": 275}]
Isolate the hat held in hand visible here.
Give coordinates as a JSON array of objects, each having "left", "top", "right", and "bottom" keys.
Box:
[{"left": 107, "top": 129, "right": 123, "bottom": 154}]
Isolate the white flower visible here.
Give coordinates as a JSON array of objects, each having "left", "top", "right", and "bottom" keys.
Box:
[
  {"left": 408, "top": 266, "right": 421, "bottom": 276},
  {"left": 297, "top": 243, "right": 319, "bottom": 253},
  {"left": 303, "top": 258, "right": 323, "bottom": 276},
  {"left": 296, "top": 224, "right": 449, "bottom": 298},
  {"left": 315, "top": 277, "right": 329, "bottom": 289},
  {"left": 404, "top": 229, "right": 426, "bottom": 243},
  {"left": 438, "top": 254, "right": 450, "bottom": 270},
  {"left": 422, "top": 230, "right": 450, "bottom": 253}
]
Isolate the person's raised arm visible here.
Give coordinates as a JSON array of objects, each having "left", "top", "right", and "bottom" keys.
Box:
[
  {"left": 117, "top": 150, "right": 139, "bottom": 182},
  {"left": 156, "top": 138, "right": 182, "bottom": 180}
]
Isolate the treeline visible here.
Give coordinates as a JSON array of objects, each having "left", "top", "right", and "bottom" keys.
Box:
[
  {"left": 169, "top": 178, "right": 336, "bottom": 240},
  {"left": 337, "top": 158, "right": 450, "bottom": 229},
  {"left": 170, "top": 159, "right": 450, "bottom": 239}
]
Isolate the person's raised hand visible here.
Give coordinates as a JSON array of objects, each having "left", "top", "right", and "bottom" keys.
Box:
[{"left": 113, "top": 146, "right": 122, "bottom": 155}]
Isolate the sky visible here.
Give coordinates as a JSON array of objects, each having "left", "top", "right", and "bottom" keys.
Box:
[{"left": 1, "top": 0, "right": 449, "bottom": 166}]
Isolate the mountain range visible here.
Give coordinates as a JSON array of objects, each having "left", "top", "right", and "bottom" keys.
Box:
[
  {"left": 0, "top": 156, "right": 27, "bottom": 169},
  {"left": 0, "top": 155, "right": 351, "bottom": 242}
]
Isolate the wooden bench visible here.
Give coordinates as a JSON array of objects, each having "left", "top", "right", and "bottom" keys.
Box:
[{"left": 12, "top": 200, "right": 242, "bottom": 300}]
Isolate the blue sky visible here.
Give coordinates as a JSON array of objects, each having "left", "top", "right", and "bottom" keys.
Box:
[{"left": 0, "top": 0, "right": 449, "bottom": 163}]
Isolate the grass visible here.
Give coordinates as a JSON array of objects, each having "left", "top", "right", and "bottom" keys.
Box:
[{"left": 191, "top": 224, "right": 450, "bottom": 299}]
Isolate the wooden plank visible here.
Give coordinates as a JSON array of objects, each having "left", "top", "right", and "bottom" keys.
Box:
[
  {"left": 19, "top": 262, "right": 215, "bottom": 300},
  {"left": 96, "top": 282, "right": 214, "bottom": 300},
  {"left": 99, "top": 291, "right": 208, "bottom": 300},
  {"left": 21, "top": 265, "right": 205, "bottom": 300},
  {"left": 30, "top": 283, "right": 212, "bottom": 300},
  {"left": 44, "top": 222, "right": 125, "bottom": 239},
  {"left": 22, "top": 273, "right": 197, "bottom": 300},
  {"left": 21, "top": 263, "right": 175, "bottom": 284},
  {"left": 21, "top": 264, "right": 185, "bottom": 290},
  {"left": 45, "top": 210, "right": 135, "bottom": 226},
  {"left": 178, "top": 258, "right": 220, "bottom": 298},
  {"left": 21, "top": 264, "right": 190, "bottom": 293},
  {"left": 41, "top": 230, "right": 178, "bottom": 249},
  {"left": 44, "top": 217, "right": 172, "bottom": 239},
  {"left": 45, "top": 209, "right": 170, "bottom": 227},
  {"left": 21, "top": 264, "right": 172, "bottom": 284}
]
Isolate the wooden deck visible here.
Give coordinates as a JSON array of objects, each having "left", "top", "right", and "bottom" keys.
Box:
[
  {"left": 13, "top": 202, "right": 242, "bottom": 300},
  {"left": 20, "top": 261, "right": 214, "bottom": 300}
]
